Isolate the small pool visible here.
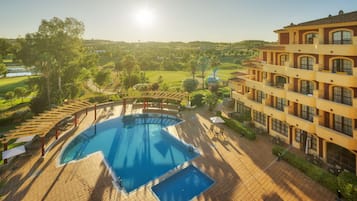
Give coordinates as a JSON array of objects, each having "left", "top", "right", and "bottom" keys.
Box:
[
  {"left": 152, "top": 165, "right": 215, "bottom": 201},
  {"left": 60, "top": 113, "right": 199, "bottom": 193}
]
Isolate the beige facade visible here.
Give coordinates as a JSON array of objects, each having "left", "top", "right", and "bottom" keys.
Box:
[{"left": 229, "top": 11, "right": 357, "bottom": 174}]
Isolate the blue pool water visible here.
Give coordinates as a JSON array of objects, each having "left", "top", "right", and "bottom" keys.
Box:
[
  {"left": 60, "top": 113, "right": 199, "bottom": 193},
  {"left": 152, "top": 165, "right": 215, "bottom": 201}
]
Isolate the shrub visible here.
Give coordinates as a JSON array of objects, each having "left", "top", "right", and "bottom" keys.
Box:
[
  {"left": 221, "top": 116, "right": 256, "bottom": 140},
  {"left": 182, "top": 78, "right": 199, "bottom": 92},
  {"left": 191, "top": 93, "right": 204, "bottom": 107},
  {"left": 337, "top": 172, "right": 357, "bottom": 201},
  {"left": 231, "top": 111, "right": 251, "bottom": 122},
  {"left": 272, "top": 145, "right": 338, "bottom": 193}
]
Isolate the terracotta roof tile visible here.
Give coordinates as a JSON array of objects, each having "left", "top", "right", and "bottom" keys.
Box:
[{"left": 286, "top": 10, "right": 357, "bottom": 28}]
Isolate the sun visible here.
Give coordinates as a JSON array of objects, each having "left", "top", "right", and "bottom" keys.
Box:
[{"left": 134, "top": 7, "right": 155, "bottom": 28}]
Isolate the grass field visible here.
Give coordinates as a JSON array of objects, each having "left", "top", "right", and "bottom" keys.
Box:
[
  {"left": 0, "top": 76, "right": 31, "bottom": 95},
  {"left": 145, "top": 68, "right": 243, "bottom": 87}
]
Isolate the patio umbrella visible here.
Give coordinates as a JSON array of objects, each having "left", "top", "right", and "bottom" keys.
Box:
[{"left": 210, "top": 116, "right": 225, "bottom": 124}]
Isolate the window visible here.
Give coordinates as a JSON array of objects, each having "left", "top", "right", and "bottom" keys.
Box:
[
  {"left": 333, "top": 31, "right": 352, "bottom": 44},
  {"left": 253, "top": 111, "right": 266, "bottom": 125},
  {"left": 332, "top": 59, "right": 352, "bottom": 75},
  {"left": 333, "top": 87, "right": 352, "bottom": 105},
  {"left": 236, "top": 101, "right": 251, "bottom": 113},
  {"left": 276, "top": 97, "right": 286, "bottom": 111},
  {"left": 295, "top": 129, "right": 302, "bottom": 142},
  {"left": 300, "top": 56, "right": 314, "bottom": 70},
  {"left": 305, "top": 33, "right": 318, "bottom": 44},
  {"left": 301, "top": 80, "right": 314, "bottom": 95},
  {"left": 301, "top": 105, "right": 314, "bottom": 122},
  {"left": 256, "top": 90, "right": 265, "bottom": 103},
  {"left": 275, "top": 76, "right": 287, "bottom": 88},
  {"left": 272, "top": 119, "right": 288, "bottom": 136},
  {"left": 334, "top": 115, "right": 352, "bottom": 136},
  {"left": 310, "top": 136, "right": 317, "bottom": 150},
  {"left": 280, "top": 54, "right": 288, "bottom": 66}
]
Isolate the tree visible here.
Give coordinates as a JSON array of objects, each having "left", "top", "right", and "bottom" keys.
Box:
[
  {"left": 182, "top": 78, "right": 198, "bottom": 92},
  {"left": 5, "top": 91, "right": 15, "bottom": 106},
  {"left": 18, "top": 17, "right": 85, "bottom": 107},
  {"left": 202, "top": 92, "right": 218, "bottom": 111},
  {"left": 187, "top": 59, "right": 197, "bottom": 80},
  {"left": 14, "top": 87, "right": 28, "bottom": 102},
  {"left": 95, "top": 70, "right": 111, "bottom": 91},
  {"left": 198, "top": 55, "right": 209, "bottom": 89},
  {"left": 0, "top": 63, "right": 7, "bottom": 77},
  {"left": 121, "top": 54, "right": 139, "bottom": 88}
]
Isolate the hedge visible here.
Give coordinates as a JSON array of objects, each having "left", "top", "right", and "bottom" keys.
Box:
[
  {"left": 337, "top": 172, "right": 357, "bottom": 201},
  {"left": 272, "top": 145, "right": 338, "bottom": 192},
  {"left": 221, "top": 116, "right": 256, "bottom": 140}
]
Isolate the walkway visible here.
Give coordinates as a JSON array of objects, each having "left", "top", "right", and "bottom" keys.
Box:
[{"left": 0, "top": 106, "right": 335, "bottom": 201}]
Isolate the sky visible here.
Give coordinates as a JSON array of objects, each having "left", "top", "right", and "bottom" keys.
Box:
[{"left": 0, "top": 0, "right": 356, "bottom": 42}]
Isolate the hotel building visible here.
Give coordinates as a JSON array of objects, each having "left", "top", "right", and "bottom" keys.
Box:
[{"left": 229, "top": 10, "right": 357, "bottom": 174}]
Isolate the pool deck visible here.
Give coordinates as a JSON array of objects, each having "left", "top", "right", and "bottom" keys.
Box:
[{"left": 0, "top": 105, "right": 335, "bottom": 201}]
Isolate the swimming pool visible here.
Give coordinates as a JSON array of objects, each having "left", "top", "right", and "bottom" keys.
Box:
[
  {"left": 59, "top": 113, "right": 199, "bottom": 193},
  {"left": 152, "top": 165, "right": 215, "bottom": 201}
]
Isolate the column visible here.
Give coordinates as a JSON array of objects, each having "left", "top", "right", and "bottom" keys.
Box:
[
  {"left": 94, "top": 104, "right": 97, "bottom": 120},
  {"left": 55, "top": 128, "right": 59, "bottom": 140},
  {"left": 41, "top": 137, "right": 45, "bottom": 157}
]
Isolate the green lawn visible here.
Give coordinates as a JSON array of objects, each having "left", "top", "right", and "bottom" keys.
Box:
[
  {"left": 145, "top": 68, "right": 242, "bottom": 87},
  {"left": 0, "top": 76, "right": 30, "bottom": 95}
]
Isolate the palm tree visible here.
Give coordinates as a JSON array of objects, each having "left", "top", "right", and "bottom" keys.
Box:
[{"left": 198, "top": 55, "right": 209, "bottom": 89}]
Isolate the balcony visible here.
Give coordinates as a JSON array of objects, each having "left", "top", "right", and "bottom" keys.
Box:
[
  {"left": 286, "top": 114, "right": 315, "bottom": 133},
  {"left": 284, "top": 36, "right": 357, "bottom": 56},
  {"left": 316, "top": 98, "right": 357, "bottom": 119},
  {"left": 245, "top": 98, "right": 264, "bottom": 112},
  {"left": 286, "top": 90, "right": 316, "bottom": 107},
  {"left": 231, "top": 91, "right": 264, "bottom": 112},
  {"left": 286, "top": 67, "right": 315, "bottom": 80},
  {"left": 315, "top": 68, "right": 357, "bottom": 87},
  {"left": 245, "top": 79, "right": 264, "bottom": 91},
  {"left": 263, "top": 64, "right": 287, "bottom": 75},
  {"left": 263, "top": 105, "right": 286, "bottom": 121},
  {"left": 316, "top": 125, "right": 357, "bottom": 150},
  {"left": 264, "top": 83, "right": 286, "bottom": 98},
  {"left": 228, "top": 79, "right": 244, "bottom": 93}
]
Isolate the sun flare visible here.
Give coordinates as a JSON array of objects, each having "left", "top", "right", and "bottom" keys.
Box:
[{"left": 134, "top": 7, "right": 155, "bottom": 28}]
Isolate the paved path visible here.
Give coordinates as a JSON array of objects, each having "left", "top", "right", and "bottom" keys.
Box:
[{"left": 0, "top": 106, "right": 335, "bottom": 201}]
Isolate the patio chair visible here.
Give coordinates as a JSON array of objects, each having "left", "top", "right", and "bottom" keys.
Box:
[
  {"left": 209, "top": 124, "right": 215, "bottom": 134},
  {"left": 219, "top": 128, "right": 225, "bottom": 140}
]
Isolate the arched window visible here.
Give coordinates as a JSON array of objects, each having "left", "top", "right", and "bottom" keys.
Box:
[
  {"left": 332, "top": 30, "right": 352, "bottom": 44},
  {"left": 333, "top": 86, "right": 352, "bottom": 105},
  {"left": 300, "top": 56, "right": 314, "bottom": 70},
  {"left": 332, "top": 58, "right": 352, "bottom": 75},
  {"left": 305, "top": 33, "right": 318, "bottom": 44}
]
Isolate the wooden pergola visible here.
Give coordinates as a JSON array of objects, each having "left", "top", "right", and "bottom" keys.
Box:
[
  {"left": 119, "top": 91, "right": 189, "bottom": 113},
  {"left": 1, "top": 100, "right": 92, "bottom": 163}
]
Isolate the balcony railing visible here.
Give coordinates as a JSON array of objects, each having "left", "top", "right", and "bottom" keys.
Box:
[
  {"left": 316, "top": 98, "right": 357, "bottom": 119},
  {"left": 286, "top": 114, "right": 316, "bottom": 133},
  {"left": 315, "top": 125, "right": 357, "bottom": 150},
  {"left": 315, "top": 68, "right": 357, "bottom": 87},
  {"left": 286, "top": 90, "right": 317, "bottom": 106},
  {"left": 283, "top": 36, "right": 357, "bottom": 56}
]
